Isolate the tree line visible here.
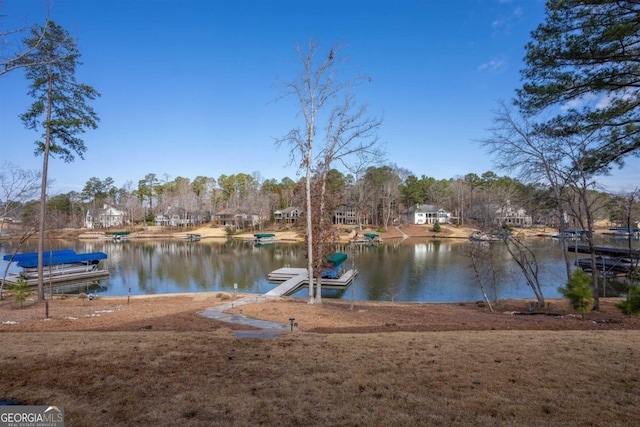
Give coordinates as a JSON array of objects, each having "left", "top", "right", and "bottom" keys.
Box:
[{"left": 3, "top": 163, "right": 637, "bottom": 235}]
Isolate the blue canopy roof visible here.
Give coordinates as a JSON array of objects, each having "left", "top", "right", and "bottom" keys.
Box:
[
  {"left": 4, "top": 250, "right": 108, "bottom": 268},
  {"left": 3, "top": 249, "right": 75, "bottom": 262}
]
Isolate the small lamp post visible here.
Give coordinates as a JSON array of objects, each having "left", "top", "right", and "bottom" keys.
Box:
[{"left": 233, "top": 282, "right": 238, "bottom": 299}]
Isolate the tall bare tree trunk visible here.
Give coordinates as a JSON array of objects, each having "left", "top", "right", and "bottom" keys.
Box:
[
  {"left": 36, "top": 65, "right": 54, "bottom": 301},
  {"left": 305, "top": 131, "right": 314, "bottom": 304}
]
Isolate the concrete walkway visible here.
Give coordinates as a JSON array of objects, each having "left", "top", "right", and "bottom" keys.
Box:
[
  {"left": 198, "top": 296, "right": 291, "bottom": 338},
  {"left": 395, "top": 226, "right": 409, "bottom": 241}
]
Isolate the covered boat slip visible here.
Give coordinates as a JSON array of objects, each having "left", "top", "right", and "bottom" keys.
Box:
[
  {"left": 251, "top": 233, "right": 278, "bottom": 243},
  {"left": 2, "top": 249, "right": 109, "bottom": 286},
  {"left": 568, "top": 244, "right": 639, "bottom": 276},
  {"left": 106, "top": 231, "right": 131, "bottom": 240},
  {"left": 602, "top": 227, "right": 640, "bottom": 237},
  {"left": 567, "top": 244, "right": 640, "bottom": 259},
  {"left": 2, "top": 270, "right": 110, "bottom": 287},
  {"left": 266, "top": 252, "right": 356, "bottom": 297},
  {"left": 576, "top": 258, "right": 636, "bottom": 274},
  {"left": 350, "top": 232, "right": 382, "bottom": 244},
  {"left": 176, "top": 233, "right": 202, "bottom": 241},
  {"left": 6, "top": 251, "right": 108, "bottom": 267}
]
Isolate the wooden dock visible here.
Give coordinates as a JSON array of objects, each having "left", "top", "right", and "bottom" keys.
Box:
[
  {"left": 265, "top": 267, "right": 358, "bottom": 297},
  {"left": 568, "top": 244, "right": 639, "bottom": 259}
]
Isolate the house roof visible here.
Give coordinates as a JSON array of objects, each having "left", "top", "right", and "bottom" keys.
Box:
[
  {"left": 214, "top": 208, "right": 243, "bottom": 216},
  {"left": 409, "top": 204, "right": 444, "bottom": 214},
  {"left": 86, "top": 205, "right": 124, "bottom": 217},
  {"left": 214, "top": 208, "right": 257, "bottom": 216},
  {"left": 275, "top": 207, "right": 300, "bottom": 214}
]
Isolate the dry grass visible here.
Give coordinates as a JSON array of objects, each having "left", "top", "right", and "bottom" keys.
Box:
[
  {"left": 1, "top": 330, "right": 639, "bottom": 426},
  {"left": 1, "top": 295, "right": 639, "bottom": 426}
]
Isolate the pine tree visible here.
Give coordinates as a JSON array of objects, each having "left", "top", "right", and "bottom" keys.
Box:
[
  {"left": 19, "top": 21, "right": 100, "bottom": 301},
  {"left": 517, "top": 0, "right": 640, "bottom": 171}
]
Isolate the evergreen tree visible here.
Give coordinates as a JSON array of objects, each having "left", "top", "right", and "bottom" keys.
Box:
[
  {"left": 517, "top": 0, "right": 640, "bottom": 171},
  {"left": 19, "top": 21, "right": 100, "bottom": 301},
  {"left": 558, "top": 269, "right": 593, "bottom": 318}
]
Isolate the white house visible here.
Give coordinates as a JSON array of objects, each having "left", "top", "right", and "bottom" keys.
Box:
[
  {"left": 406, "top": 204, "right": 451, "bottom": 225},
  {"left": 495, "top": 202, "right": 532, "bottom": 227},
  {"left": 85, "top": 204, "right": 126, "bottom": 228}
]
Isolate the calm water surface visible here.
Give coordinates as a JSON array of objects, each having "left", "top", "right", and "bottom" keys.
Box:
[{"left": 1, "top": 237, "right": 635, "bottom": 302}]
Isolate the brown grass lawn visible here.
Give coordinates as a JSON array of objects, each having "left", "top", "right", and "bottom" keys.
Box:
[{"left": 1, "top": 294, "right": 639, "bottom": 426}]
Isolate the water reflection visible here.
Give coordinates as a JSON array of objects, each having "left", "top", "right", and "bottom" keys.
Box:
[{"left": 0, "top": 237, "right": 635, "bottom": 302}]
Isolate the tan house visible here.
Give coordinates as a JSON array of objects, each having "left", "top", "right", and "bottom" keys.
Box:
[
  {"left": 333, "top": 205, "right": 359, "bottom": 225},
  {"left": 274, "top": 207, "right": 302, "bottom": 224},
  {"left": 213, "top": 208, "right": 259, "bottom": 228}
]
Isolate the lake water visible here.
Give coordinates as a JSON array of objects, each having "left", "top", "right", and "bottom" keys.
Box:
[{"left": 0, "top": 236, "right": 634, "bottom": 302}]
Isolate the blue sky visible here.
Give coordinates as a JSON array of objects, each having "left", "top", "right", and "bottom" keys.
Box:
[{"left": 1, "top": 0, "right": 637, "bottom": 195}]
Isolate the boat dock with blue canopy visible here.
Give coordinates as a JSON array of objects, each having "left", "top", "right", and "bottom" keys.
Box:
[{"left": 2, "top": 249, "right": 109, "bottom": 286}]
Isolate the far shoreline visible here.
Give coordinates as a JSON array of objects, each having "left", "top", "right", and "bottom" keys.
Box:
[{"left": 1, "top": 222, "right": 562, "bottom": 243}]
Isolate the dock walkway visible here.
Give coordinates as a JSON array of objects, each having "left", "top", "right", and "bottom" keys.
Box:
[{"left": 264, "top": 267, "right": 358, "bottom": 297}]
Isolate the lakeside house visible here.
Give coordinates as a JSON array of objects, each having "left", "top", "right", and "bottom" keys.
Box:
[
  {"left": 274, "top": 207, "right": 302, "bottom": 224},
  {"left": 154, "top": 206, "right": 197, "bottom": 227},
  {"left": 212, "top": 208, "right": 259, "bottom": 229},
  {"left": 333, "top": 205, "right": 360, "bottom": 225},
  {"left": 405, "top": 204, "right": 451, "bottom": 225},
  {"left": 85, "top": 204, "right": 126, "bottom": 228},
  {"left": 495, "top": 202, "right": 533, "bottom": 227}
]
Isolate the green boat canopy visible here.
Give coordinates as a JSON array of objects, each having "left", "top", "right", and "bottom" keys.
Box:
[
  {"left": 363, "top": 233, "right": 379, "bottom": 239},
  {"left": 326, "top": 252, "right": 347, "bottom": 266},
  {"left": 254, "top": 233, "right": 275, "bottom": 239}
]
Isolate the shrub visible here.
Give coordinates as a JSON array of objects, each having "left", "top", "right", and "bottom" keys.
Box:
[
  {"left": 616, "top": 285, "right": 640, "bottom": 315},
  {"left": 224, "top": 226, "right": 236, "bottom": 236},
  {"left": 7, "top": 278, "right": 32, "bottom": 308},
  {"left": 433, "top": 221, "right": 441, "bottom": 233},
  {"left": 558, "top": 269, "right": 593, "bottom": 317}
]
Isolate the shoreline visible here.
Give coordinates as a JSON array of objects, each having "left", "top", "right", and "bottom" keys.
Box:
[
  {"left": 1, "top": 291, "right": 638, "bottom": 334},
  {"left": 2, "top": 223, "right": 555, "bottom": 242}
]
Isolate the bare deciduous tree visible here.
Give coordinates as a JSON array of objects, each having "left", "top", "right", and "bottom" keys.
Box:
[
  {"left": 481, "top": 102, "right": 573, "bottom": 281},
  {"left": 0, "top": 0, "right": 51, "bottom": 76},
  {"left": 482, "top": 102, "right": 612, "bottom": 309},
  {"left": 503, "top": 235, "right": 546, "bottom": 308},
  {"left": 276, "top": 40, "right": 376, "bottom": 304},
  {"left": 0, "top": 162, "right": 41, "bottom": 232}
]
